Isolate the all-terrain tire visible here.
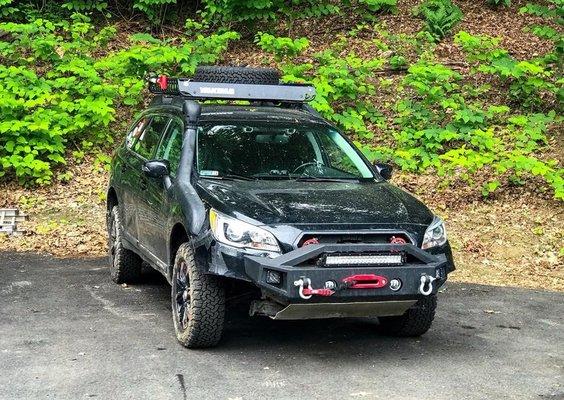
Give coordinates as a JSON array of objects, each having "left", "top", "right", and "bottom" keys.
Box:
[
  {"left": 108, "top": 206, "right": 142, "bottom": 284},
  {"left": 192, "top": 66, "right": 280, "bottom": 85},
  {"left": 378, "top": 295, "right": 437, "bottom": 337},
  {"left": 172, "top": 242, "right": 225, "bottom": 348}
]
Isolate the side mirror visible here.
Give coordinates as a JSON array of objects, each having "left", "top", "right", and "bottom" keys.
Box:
[
  {"left": 142, "top": 160, "right": 169, "bottom": 179},
  {"left": 374, "top": 162, "right": 393, "bottom": 180}
]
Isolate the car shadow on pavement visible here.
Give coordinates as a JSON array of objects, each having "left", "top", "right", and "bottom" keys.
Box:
[
  {"left": 218, "top": 304, "right": 482, "bottom": 360},
  {"left": 129, "top": 264, "right": 483, "bottom": 358}
]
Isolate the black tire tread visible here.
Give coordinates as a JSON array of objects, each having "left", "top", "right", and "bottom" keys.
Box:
[
  {"left": 378, "top": 295, "right": 437, "bottom": 337},
  {"left": 173, "top": 243, "right": 225, "bottom": 348},
  {"left": 192, "top": 66, "right": 280, "bottom": 85},
  {"left": 109, "top": 207, "right": 142, "bottom": 284}
]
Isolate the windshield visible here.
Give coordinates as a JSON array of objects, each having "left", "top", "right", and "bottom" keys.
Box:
[{"left": 196, "top": 122, "right": 375, "bottom": 180}]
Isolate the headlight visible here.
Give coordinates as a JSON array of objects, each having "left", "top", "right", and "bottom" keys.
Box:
[
  {"left": 209, "top": 209, "right": 281, "bottom": 253},
  {"left": 422, "top": 217, "right": 447, "bottom": 249}
]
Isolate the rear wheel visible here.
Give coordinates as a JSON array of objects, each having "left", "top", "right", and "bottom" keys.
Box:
[
  {"left": 378, "top": 295, "right": 437, "bottom": 337},
  {"left": 192, "top": 66, "right": 280, "bottom": 85},
  {"left": 107, "top": 206, "right": 142, "bottom": 284},
  {"left": 172, "top": 242, "right": 225, "bottom": 348}
]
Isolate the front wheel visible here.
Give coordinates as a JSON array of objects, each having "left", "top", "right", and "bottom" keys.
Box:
[
  {"left": 172, "top": 242, "right": 225, "bottom": 348},
  {"left": 378, "top": 295, "right": 437, "bottom": 337}
]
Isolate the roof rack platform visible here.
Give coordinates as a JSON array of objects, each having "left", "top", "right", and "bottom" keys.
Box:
[{"left": 148, "top": 76, "right": 316, "bottom": 103}]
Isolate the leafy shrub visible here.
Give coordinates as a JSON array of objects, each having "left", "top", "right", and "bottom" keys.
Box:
[
  {"left": 377, "top": 59, "right": 563, "bottom": 198},
  {"left": 487, "top": 0, "right": 510, "bottom": 7},
  {"left": 254, "top": 33, "right": 309, "bottom": 61},
  {"left": 281, "top": 49, "right": 385, "bottom": 139},
  {"left": 62, "top": 0, "right": 108, "bottom": 12},
  {"left": 2, "top": 0, "right": 396, "bottom": 26},
  {"left": 414, "top": 0, "right": 463, "bottom": 41},
  {"left": 257, "top": 30, "right": 562, "bottom": 199},
  {"left": 519, "top": 1, "right": 563, "bottom": 19},
  {"left": 132, "top": 0, "right": 177, "bottom": 26},
  {"left": 455, "top": 31, "right": 559, "bottom": 110},
  {"left": 389, "top": 55, "right": 407, "bottom": 70},
  {"left": 199, "top": 0, "right": 395, "bottom": 25},
  {"left": 200, "top": 0, "right": 322, "bottom": 24},
  {"left": 0, "top": 14, "right": 238, "bottom": 184},
  {"left": 520, "top": 1, "right": 563, "bottom": 75},
  {"left": 352, "top": 0, "right": 397, "bottom": 13}
]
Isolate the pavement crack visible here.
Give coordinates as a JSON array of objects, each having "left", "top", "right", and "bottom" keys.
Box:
[
  {"left": 176, "top": 373, "right": 187, "bottom": 400},
  {"left": 1, "top": 281, "right": 32, "bottom": 294},
  {"left": 83, "top": 285, "right": 142, "bottom": 320}
]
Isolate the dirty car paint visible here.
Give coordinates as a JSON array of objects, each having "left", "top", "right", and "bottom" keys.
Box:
[{"left": 196, "top": 179, "right": 434, "bottom": 226}]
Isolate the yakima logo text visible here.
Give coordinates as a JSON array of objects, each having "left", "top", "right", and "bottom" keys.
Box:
[{"left": 200, "top": 87, "right": 235, "bottom": 95}]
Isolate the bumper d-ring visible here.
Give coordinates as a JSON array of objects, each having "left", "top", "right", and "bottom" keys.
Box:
[
  {"left": 419, "top": 274, "right": 436, "bottom": 296},
  {"left": 294, "top": 278, "right": 312, "bottom": 300}
]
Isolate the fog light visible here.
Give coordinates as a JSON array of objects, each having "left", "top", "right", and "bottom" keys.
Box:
[
  {"left": 265, "top": 270, "right": 281, "bottom": 285},
  {"left": 389, "top": 279, "right": 402, "bottom": 291}
]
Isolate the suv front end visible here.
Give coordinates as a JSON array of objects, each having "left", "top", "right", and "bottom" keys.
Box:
[{"left": 200, "top": 207, "right": 454, "bottom": 319}]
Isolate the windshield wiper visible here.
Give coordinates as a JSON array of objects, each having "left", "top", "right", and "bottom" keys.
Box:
[
  {"left": 200, "top": 174, "right": 256, "bottom": 181},
  {"left": 251, "top": 173, "right": 292, "bottom": 180},
  {"left": 293, "top": 174, "right": 358, "bottom": 182}
]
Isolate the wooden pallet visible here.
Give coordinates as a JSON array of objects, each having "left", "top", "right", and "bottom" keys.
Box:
[{"left": 0, "top": 208, "right": 28, "bottom": 236}]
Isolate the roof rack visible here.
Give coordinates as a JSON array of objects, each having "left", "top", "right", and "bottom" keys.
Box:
[{"left": 147, "top": 76, "right": 316, "bottom": 103}]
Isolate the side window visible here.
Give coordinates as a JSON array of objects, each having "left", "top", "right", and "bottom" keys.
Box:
[
  {"left": 318, "top": 131, "right": 360, "bottom": 175},
  {"left": 126, "top": 117, "right": 150, "bottom": 149},
  {"left": 132, "top": 115, "right": 170, "bottom": 159},
  {"left": 155, "top": 119, "right": 183, "bottom": 176}
]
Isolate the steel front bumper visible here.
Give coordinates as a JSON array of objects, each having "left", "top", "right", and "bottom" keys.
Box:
[{"left": 243, "top": 243, "right": 450, "bottom": 309}]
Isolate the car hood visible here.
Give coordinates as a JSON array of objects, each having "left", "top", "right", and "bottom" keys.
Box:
[{"left": 196, "top": 179, "right": 433, "bottom": 226}]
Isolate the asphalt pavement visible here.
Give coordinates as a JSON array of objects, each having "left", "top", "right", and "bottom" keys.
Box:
[{"left": 0, "top": 251, "right": 562, "bottom": 400}]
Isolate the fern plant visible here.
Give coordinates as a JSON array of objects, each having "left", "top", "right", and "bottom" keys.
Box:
[
  {"left": 414, "top": 0, "right": 463, "bottom": 42},
  {"left": 487, "top": 0, "right": 510, "bottom": 7}
]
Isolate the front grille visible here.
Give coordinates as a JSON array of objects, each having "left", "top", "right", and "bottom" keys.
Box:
[{"left": 297, "top": 232, "right": 412, "bottom": 248}]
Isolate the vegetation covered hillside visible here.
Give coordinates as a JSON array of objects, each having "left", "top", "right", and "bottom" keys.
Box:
[{"left": 0, "top": 0, "right": 562, "bottom": 289}]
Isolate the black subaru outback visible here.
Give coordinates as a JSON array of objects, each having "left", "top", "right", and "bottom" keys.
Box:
[{"left": 107, "top": 66, "right": 455, "bottom": 348}]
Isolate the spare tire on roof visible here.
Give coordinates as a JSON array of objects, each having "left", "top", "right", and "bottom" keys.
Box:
[{"left": 192, "top": 66, "right": 280, "bottom": 85}]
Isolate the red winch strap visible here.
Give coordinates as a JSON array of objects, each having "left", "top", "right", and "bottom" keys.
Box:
[
  {"left": 302, "top": 288, "right": 334, "bottom": 297},
  {"left": 343, "top": 274, "right": 388, "bottom": 289}
]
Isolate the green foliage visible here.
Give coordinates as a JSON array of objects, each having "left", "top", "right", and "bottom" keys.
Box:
[
  {"left": 350, "top": 0, "right": 397, "bottom": 13},
  {"left": 257, "top": 29, "right": 562, "bottom": 199},
  {"left": 132, "top": 0, "right": 176, "bottom": 26},
  {"left": 0, "top": 14, "right": 238, "bottom": 184},
  {"left": 0, "top": 1, "right": 561, "bottom": 200},
  {"left": 519, "top": 1, "right": 563, "bottom": 21},
  {"left": 455, "top": 31, "right": 560, "bottom": 110},
  {"left": 520, "top": 1, "right": 563, "bottom": 74},
  {"left": 389, "top": 55, "right": 407, "bottom": 70},
  {"left": 414, "top": 0, "right": 463, "bottom": 42},
  {"left": 1, "top": 0, "right": 396, "bottom": 27},
  {"left": 254, "top": 33, "right": 309, "bottom": 61},
  {"left": 382, "top": 60, "right": 562, "bottom": 198},
  {"left": 199, "top": 0, "right": 395, "bottom": 25},
  {"left": 281, "top": 49, "right": 385, "bottom": 139},
  {"left": 199, "top": 0, "right": 326, "bottom": 24},
  {"left": 487, "top": 0, "right": 510, "bottom": 7},
  {"left": 62, "top": 0, "right": 108, "bottom": 12}
]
